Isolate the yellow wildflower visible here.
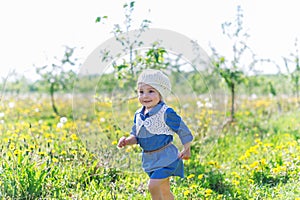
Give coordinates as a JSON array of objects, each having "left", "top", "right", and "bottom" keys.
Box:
[
  {"left": 207, "top": 161, "right": 217, "bottom": 166},
  {"left": 70, "top": 150, "right": 77, "bottom": 155},
  {"left": 70, "top": 134, "right": 78, "bottom": 141},
  {"left": 183, "top": 190, "right": 189, "bottom": 196},
  {"left": 250, "top": 161, "right": 259, "bottom": 169},
  {"left": 38, "top": 151, "right": 46, "bottom": 156},
  {"left": 241, "top": 164, "right": 250, "bottom": 170},
  {"left": 205, "top": 189, "right": 213, "bottom": 197},
  {"left": 14, "top": 149, "right": 21, "bottom": 156},
  {"left": 187, "top": 174, "right": 195, "bottom": 179},
  {"left": 198, "top": 174, "right": 204, "bottom": 179},
  {"left": 248, "top": 179, "right": 254, "bottom": 184},
  {"left": 239, "top": 155, "right": 246, "bottom": 161},
  {"left": 260, "top": 158, "right": 266, "bottom": 166},
  {"left": 190, "top": 184, "right": 197, "bottom": 189},
  {"left": 231, "top": 172, "right": 241, "bottom": 179},
  {"left": 232, "top": 179, "right": 240, "bottom": 186},
  {"left": 254, "top": 139, "right": 262, "bottom": 145},
  {"left": 248, "top": 145, "right": 259, "bottom": 154},
  {"left": 263, "top": 143, "right": 273, "bottom": 148},
  {"left": 46, "top": 139, "right": 52, "bottom": 143}
]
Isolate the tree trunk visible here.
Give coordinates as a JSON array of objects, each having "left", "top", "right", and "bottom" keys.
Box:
[
  {"left": 296, "top": 81, "right": 300, "bottom": 107},
  {"left": 230, "top": 83, "right": 235, "bottom": 121},
  {"left": 50, "top": 83, "right": 59, "bottom": 116}
]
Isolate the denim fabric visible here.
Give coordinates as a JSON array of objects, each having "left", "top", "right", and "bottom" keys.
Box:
[{"left": 130, "top": 101, "right": 193, "bottom": 175}]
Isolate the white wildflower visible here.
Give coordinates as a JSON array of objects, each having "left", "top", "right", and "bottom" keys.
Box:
[
  {"left": 8, "top": 102, "right": 15, "bottom": 108},
  {"left": 100, "top": 118, "right": 105, "bottom": 122},
  {"left": 56, "top": 122, "right": 64, "bottom": 128},
  {"left": 197, "top": 101, "right": 204, "bottom": 108},
  {"left": 60, "top": 117, "right": 67, "bottom": 124}
]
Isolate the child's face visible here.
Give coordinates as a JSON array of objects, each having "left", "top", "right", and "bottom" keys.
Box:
[{"left": 138, "top": 83, "right": 161, "bottom": 110}]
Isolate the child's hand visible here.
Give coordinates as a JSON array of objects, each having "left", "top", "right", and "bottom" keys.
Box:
[
  {"left": 117, "top": 136, "right": 127, "bottom": 148},
  {"left": 178, "top": 147, "right": 191, "bottom": 160},
  {"left": 178, "top": 142, "right": 191, "bottom": 160}
]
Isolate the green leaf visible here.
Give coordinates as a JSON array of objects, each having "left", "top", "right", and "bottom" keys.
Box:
[
  {"left": 116, "top": 64, "right": 128, "bottom": 71},
  {"left": 130, "top": 1, "right": 135, "bottom": 8},
  {"left": 269, "top": 81, "right": 277, "bottom": 96},
  {"left": 220, "top": 57, "right": 225, "bottom": 63},
  {"left": 95, "top": 17, "right": 101, "bottom": 23}
]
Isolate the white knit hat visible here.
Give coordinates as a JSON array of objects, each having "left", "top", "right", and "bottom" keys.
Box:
[{"left": 137, "top": 69, "right": 171, "bottom": 100}]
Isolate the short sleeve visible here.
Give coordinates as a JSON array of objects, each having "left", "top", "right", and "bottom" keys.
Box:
[{"left": 165, "top": 108, "right": 193, "bottom": 145}]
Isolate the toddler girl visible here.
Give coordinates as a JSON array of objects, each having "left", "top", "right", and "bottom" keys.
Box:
[{"left": 117, "top": 69, "right": 193, "bottom": 200}]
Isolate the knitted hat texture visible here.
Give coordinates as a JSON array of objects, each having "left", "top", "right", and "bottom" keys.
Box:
[{"left": 137, "top": 69, "right": 171, "bottom": 100}]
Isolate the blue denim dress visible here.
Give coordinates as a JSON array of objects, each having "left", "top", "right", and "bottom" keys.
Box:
[{"left": 131, "top": 101, "right": 193, "bottom": 179}]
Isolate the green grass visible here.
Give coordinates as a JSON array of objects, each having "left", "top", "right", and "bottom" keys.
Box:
[{"left": 0, "top": 94, "right": 299, "bottom": 199}]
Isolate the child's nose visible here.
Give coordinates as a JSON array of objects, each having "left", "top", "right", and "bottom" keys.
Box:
[{"left": 142, "top": 93, "right": 150, "bottom": 97}]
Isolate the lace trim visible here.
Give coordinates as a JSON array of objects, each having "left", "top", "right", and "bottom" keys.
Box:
[{"left": 136, "top": 104, "right": 175, "bottom": 136}]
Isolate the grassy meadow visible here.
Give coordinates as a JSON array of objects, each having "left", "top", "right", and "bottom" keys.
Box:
[{"left": 0, "top": 93, "right": 299, "bottom": 199}]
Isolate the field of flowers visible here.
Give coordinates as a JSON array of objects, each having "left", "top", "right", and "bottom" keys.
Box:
[{"left": 0, "top": 93, "right": 299, "bottom": 199}]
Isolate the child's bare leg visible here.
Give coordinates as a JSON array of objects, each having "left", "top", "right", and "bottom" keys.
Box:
[
  {"left": 160, "top": 178, "right": 174, "bottom": 200},
  {"left": 148, "top": 178, "right": 174, "bottom": 200},
  {"left": 148, "top": 179, "right": 163, "bottom": 200}
]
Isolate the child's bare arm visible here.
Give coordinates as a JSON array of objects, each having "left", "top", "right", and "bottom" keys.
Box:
[{"left": 117, "top": 135, "right": 137, "bottom": 148}]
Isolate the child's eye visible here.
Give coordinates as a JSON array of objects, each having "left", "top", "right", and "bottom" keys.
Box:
[
  {"left": 138, "top": 91, "right": 144, "bottom": 94},
  {"left": 149, "top": 90, "right": 154, "bottom": 93}
]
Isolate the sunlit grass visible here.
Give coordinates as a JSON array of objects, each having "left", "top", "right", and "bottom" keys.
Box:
[{"left": 0, "top": 94, "right": 299, "bottom": 199}]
